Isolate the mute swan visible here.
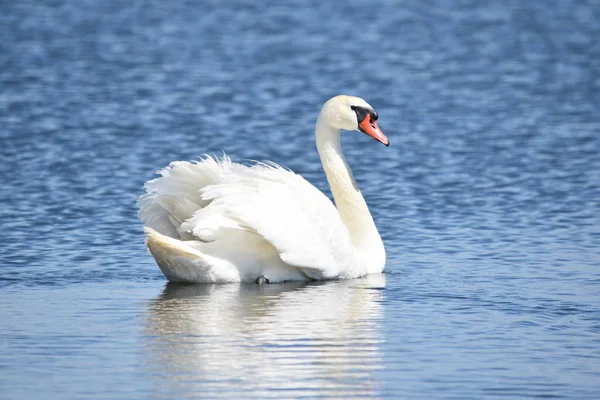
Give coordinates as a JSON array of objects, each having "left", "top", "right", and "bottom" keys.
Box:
[{"left": 138, "top": 95, "right": 389, "bottom": 283}]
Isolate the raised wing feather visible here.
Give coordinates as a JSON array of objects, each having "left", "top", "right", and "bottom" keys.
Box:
[
  {"left": 139, "top": 155, "right": 354, "bottom": 279},
  {"left": 138, "top": 155, "right": 244, "bottom": 238}
]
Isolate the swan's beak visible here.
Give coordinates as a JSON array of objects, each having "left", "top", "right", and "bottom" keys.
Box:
[{"left": 359, "top": 115, "right": 389, "bottom": 146}]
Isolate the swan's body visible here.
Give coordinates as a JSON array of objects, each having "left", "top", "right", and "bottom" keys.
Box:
[{"left": 138, "top": 95, "right": 388, "bottom": 283}]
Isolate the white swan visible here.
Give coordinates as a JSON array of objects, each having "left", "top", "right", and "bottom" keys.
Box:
[{"left": 138, "top": 95, "right": 389, "bottom": 283}]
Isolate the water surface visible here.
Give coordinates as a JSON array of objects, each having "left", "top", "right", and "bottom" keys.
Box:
[{"left": 1, "top": 0, "right": 599, "bottom": 398}]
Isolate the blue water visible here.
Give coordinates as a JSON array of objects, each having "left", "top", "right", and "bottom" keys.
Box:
[{"left": 1, "top": 0, "right": 599, "bottom": 398}]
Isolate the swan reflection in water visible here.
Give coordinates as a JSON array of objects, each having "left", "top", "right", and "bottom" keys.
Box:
[{"left": 143, "top": 274, "right": 386, "bottom": 398}]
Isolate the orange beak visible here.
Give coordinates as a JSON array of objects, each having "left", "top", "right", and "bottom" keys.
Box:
[{"left": 359, "top": 114, "right": 389, "bottom": 146}]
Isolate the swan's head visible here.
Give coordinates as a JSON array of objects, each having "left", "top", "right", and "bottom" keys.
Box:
[{"left": 320, "top": 95, "right": 389, "bottom": 146}]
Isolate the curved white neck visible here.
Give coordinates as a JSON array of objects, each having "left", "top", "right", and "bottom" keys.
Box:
[{"left": 315, "top": 115, "right": 385, "bottom": 263}]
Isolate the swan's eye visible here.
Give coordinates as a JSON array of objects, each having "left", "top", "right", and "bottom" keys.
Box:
[{"left": 350, "top": 105, "right": 368, "bottom": 124}]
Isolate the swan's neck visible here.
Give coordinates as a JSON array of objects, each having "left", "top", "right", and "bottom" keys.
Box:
[{"left": 315, "top": 116, "right": 384, "bottom": 261}]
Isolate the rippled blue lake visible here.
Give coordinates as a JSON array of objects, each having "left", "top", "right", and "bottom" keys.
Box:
[{"left": 1, "top": 0, "right": 599, "bottom": 398}]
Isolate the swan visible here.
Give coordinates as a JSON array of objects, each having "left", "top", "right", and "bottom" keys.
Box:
[{"left": 138, "top": 95, "right": 389, "bottom": 283}]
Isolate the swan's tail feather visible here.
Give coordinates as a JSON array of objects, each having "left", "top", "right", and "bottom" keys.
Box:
[
  {"left": 144, "top": 227, "right": 204, "bottom": 258},
  {"left": 144, "top": 227, "right": 239, "bottom": 283}
]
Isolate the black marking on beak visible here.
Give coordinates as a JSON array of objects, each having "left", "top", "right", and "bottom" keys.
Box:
[{"left": 351, "top": 105, "right": 378, "bottom": 125}]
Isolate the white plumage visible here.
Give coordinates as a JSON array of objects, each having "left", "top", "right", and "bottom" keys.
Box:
[{"left": 138, "top": 95, "right": 388, "bottom": 283}]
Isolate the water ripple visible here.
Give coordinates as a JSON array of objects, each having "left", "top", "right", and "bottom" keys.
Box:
[{"left": 1, "top": 0, "right": 599, "bottom": 398}]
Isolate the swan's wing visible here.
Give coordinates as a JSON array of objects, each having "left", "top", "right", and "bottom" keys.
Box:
[
  {"left": 138, "top": 155, "right": 245, "bottom": 239},
  {"left": 139, "top": 156, "right": 353, "bottom": 278},
  {"left": 180, "top": 163, "right": 354, "bottom": 279}
]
